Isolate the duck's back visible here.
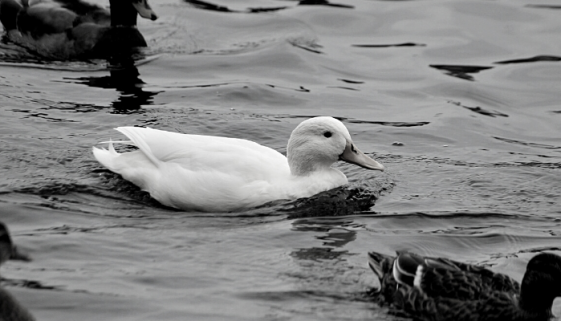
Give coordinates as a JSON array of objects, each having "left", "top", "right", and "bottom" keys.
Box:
[
  {"left": 413, "top": 260, "right": 520, "bottom": 301},
  {"left": 114, "top": 127, "right": 289, "bottom": 178},
  {"left": 395, "top": 288, "right": 531, "bottom": 321}
]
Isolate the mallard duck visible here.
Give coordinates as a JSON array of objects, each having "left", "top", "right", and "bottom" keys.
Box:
[
  {"left": 0, "top": 222, "right": 34, "bottom": 321},
  {"left": 367, "top": 251, "right": 561, "bottom": 321},
  {"left": 92, "top": 116, "right": 385, "bottom": 212},
  {"left": 0, "top": 0, "right": 157, "bottom": 59}
]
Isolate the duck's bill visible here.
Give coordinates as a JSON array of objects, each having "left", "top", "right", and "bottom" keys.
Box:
[
  {"left": 339, "top": 140, "right": 384, "bottom": 171},
  {"left": 10, "top": 246, "right": 31, "bottom": 262},
  {"left": 133, "top": 0, "right": 158, "bottom": 21}
]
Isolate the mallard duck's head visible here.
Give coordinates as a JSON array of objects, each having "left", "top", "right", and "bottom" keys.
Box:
[
  {"left": 287, "top": 116, "right": 384, "bottom": 176},
  {"left": 526, "top": 252, "right": 561, "bottom": 293},
  {"left": 519, "top": 252, "right": 561, "bottom": 316}
]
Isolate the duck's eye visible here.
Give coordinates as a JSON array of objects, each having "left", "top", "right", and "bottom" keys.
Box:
[{"left": 323, "top": 131, "right": 332, "bottom": 138}]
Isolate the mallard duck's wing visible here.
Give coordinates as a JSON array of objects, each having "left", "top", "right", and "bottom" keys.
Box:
[
  {"left": 7, "top": 0, "right": 110, "bottom": 34},
  {"left": 4, "top": 0, "right": 90, "bottom": 36},
  {"left": 1, "top": 0, "right": 155, "bottom": 59},
  {"left": 393, "top": 252, "right": 520, "bottom": 299},
  {"left": 417, "top": 265, "right": 497, "bottom": 301},
  {"left": 391, "top": 252, "right": 485, "bottom": 301},
  {"left": 392, "top": 252, "right": 459, "bottom": 286},
  {"left": 430, "top": 256, "right": 520, "bottom": 294},
  {"left": 0, "top": 0, "right": 110, "bottom": 59},
  {"left": 394, "top": 286, "right": 520, "bottom": 321}
]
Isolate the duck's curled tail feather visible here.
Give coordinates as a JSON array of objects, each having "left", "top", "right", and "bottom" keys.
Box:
[
  {"left": 114, "top": 127, "right": 161, "bottom": 168},
  {"left": 92, "top": 127, "right": 162, "bottom": 172},
  {"left": 92, "top": 140, "right": 120, "bottom": 173}
]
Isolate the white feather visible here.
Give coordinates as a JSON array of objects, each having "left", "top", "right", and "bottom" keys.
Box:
[{"left": 414, "top": 265, "right": 424, "bottom": 289}]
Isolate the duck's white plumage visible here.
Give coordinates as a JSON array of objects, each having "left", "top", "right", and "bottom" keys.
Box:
[{"left": 92, "top": 117, "right": 384, "bottom": 212}]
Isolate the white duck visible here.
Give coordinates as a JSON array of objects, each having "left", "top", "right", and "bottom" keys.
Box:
[{"left": 92, "top": 116, "right": 384, "bottom": 212}]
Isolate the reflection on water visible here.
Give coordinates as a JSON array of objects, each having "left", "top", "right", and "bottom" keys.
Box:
[
  {"left": 61, "top": 59, "right": 161, "bottom": 113},
  {"left": 182, "top": 0, "right": 353, "bottom": 12},
  {"left": 429, "top": 64, "right": 494, "bottom": 81},
  {"left": 494, "top": 55, "right": 561, "bottom": 65},
  {"left": 352, "top": 42, "right": 426, "bottom": 48}
]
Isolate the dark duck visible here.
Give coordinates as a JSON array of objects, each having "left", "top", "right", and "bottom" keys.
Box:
[
  {"left": 0, "top": 222, "right": 34, "bottom": 321},
  {"left": 0, "top": 0, "right": 158, "bottom": 60},
  {"left": 368, "top": 251, "right": 561, "bottom": 321}
]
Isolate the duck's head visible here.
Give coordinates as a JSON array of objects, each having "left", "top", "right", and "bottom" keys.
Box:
[
  {"left": 519, "top": 252, "right": 561, "bottom": 315},
  {"left": 0, "top": 222, "right": 31, "bottom": 266},
  {"left": 287, "top": 117, "right": 384, "bottom": 176}
]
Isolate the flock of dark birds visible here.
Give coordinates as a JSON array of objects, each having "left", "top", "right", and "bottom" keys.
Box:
[{"left": 0, "top": 0, "right": 560, "bottom": 320}]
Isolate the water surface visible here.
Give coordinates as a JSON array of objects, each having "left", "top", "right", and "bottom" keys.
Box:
[{"left": 1, "top": 0, "right": 560, "bottom": 320}]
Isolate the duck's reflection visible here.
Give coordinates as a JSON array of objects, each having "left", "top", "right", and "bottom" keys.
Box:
[
  {"left": 280, "top": 186, "right": 378, "bottom": 260},
  {"left": 290, "top": 217, "right": 361, "bottom": 261},
  {"left": 65, "top": 56, "right": 160, "bottom": 113}
]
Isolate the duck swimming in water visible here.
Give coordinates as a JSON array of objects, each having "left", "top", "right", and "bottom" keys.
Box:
[
  {"left": 0, "top": 222, "right": 34, "bottom": 321},
  {"left": 0, "top": 0, "right": 157, "bottom": 60},
  {"left": 92, "top": 116, "right": 385, "bottom": 212},
  {"left": 368, "top": 251, "right": 561, "bottom": 321}
]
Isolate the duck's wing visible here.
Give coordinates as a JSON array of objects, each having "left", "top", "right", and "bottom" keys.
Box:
[
  {"left": 394, "top": 286, "right": 519, "bottom": 321},
  {"left": 11, "top": 1, "right": 79, "bottom": 35},
  {"left": 367, "top": 251, "right": 488, "bottom": 305},
  {"left": 55, "top": 0, "right": 110, "bottom": 25},
  {"left": 394, "top": 252, "right": 520, "bottom": 300},
  {"left": 392, "top": 252, "right": 459, "bottom": 286},
  {"left": 113, "top": 127, "right": 289, "bottom": 178},
  {"left": 429, "top": 256, "right": 520, "bottom": 294},
  {"left": 93, "top": 127, "right": 292, "bottom": 211}
]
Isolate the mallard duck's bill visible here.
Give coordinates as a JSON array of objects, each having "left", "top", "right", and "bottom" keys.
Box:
[
  {"left": 133, "top": 0, "right": 158, "bottom": 20},
  {"left": 339, "top": 140, "right": 384, "bottom": 171}
]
